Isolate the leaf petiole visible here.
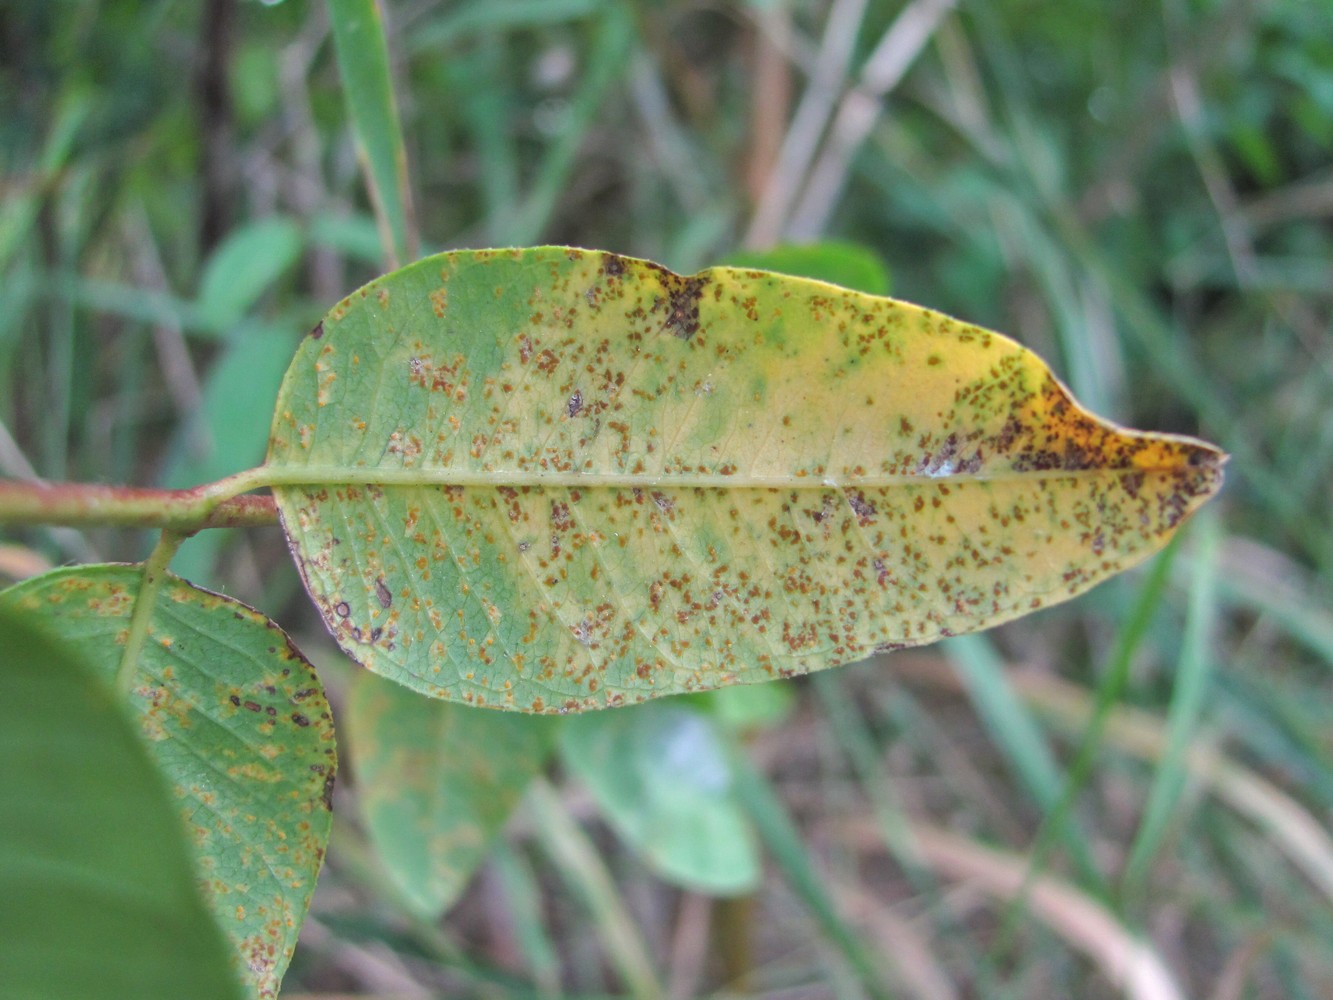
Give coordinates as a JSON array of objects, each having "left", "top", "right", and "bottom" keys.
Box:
[
  {"left": 0, "top": 467, "right": 276, "bottom": 532},
  {"left": 115, "top": 530, "right": 186, "bottom": 698}
]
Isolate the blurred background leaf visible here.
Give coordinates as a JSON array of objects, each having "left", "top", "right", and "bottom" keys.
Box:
[
  {"left": 561, "top": 702, "right": 761, "bottom": 896},
  {"left": 344, "top": 669, "right": 558, "bottom": 919}
]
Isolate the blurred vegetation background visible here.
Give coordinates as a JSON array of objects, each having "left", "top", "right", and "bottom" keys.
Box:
[{"left": 3, "top": 0, "right": 1332, "bottom": 996}]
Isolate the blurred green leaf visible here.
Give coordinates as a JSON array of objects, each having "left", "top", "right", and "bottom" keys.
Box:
[
  {"left": 0, "top": 603, "right": 244, "bottom": 1000},
  {"left": 721, "top": 241, "right": 892, "bottom": 296},
  {"left": 506, "top": 7, "right": 634, "bottom": 243},
  {"left": 0, "top": 566, "right": 336, "bottom": 1000},
  {"left": 561, "top": 702, "right": 759, "bottom": 895},
  {"left": 345, "top": 670, "right": 558, "bottom": 918},
  {"left": 690, "top": 680, "right": 796, "bottom": 733},
  {"left": 195, "top": 218, "right": 304, "bottom": 331},
  {"left": 308, "top": 212, "right": 387, "bottom": 266},
  {"left": 0, "top": 85, "right": 90, "bottom": 272},
  {"left": 162, "top": 321, "right": 297, "bottom": 585},
  {"left": 163, "top": 321, "right": 296, "bottom": 491}
]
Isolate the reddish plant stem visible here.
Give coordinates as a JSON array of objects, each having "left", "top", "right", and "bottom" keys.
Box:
[
  {"left": 0, "top": 479, "right": 278, "bottom": 532},
  {"left": 200, "top": 493, "right": 279, "bottom": 529}
]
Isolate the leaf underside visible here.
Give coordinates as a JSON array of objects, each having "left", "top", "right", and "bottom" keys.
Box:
[{"left": 265, "top": 247, "right": 1224, "bottom": 712}]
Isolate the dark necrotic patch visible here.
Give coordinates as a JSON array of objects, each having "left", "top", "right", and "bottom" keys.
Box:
[
  {"left": 660, "top": 275, "right": 707, "bottom": 340},
  {"left": 310, "top": 321, "right": 324, "bottom": 340}
]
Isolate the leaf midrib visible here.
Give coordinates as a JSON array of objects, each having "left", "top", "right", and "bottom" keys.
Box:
[{"left": 258, "top": 462, "right": 1219, "bottom": 490}]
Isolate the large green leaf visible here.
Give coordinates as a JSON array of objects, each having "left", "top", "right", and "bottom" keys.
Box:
[
  {"left": 344, "top": 669, "right": 557, "bottom": 917},
  {"left": 0, "top": 567, "right": 336, "bottom": 1000},
  {"left": 0, "top": 606, "right": 244, "bottom": 1000},
  {"left": 561, "top": 702, "right": 759, "bottom": 894},
  {"left": 264, "top": 247, "right": 1224, "bottom": 711}
]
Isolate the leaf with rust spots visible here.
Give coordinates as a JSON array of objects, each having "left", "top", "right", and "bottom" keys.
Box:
[
  {"left": 0, "top": 566, "right": 336, "bottom": 1000},
  {"left": 264, "top": 247, "right": 1225, "bottom": 711},
  {"left": 345, "top": 670, "right": 558, "bottom": 917}
]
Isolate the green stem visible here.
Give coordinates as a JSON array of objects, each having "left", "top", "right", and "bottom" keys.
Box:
[
  {"left": 115, "top": 530, "right": 187, "bottom": 698},
  {"left": 0, "top": 467, "right": 275, "bottom": 532}
]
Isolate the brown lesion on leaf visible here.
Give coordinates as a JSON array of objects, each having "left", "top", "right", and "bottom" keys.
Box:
[
  {"left": 407, "top": 354, "right": 467, "bottom": 401},
  {"left": 601, "top": 253, "right": 628, "bottom": 278},
  {"left": 656, "top": 273, "right": 708, "bottom": 340},
  {"left": 309, "top": 321, "right": 324, "bottom": 340}
]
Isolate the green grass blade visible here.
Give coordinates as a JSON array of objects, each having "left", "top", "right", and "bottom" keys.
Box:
[
  {"left": 491, "top": 839, "right": 564, "bottom": 996},
  {"left": 408, "top": 0, "right": 606, "bottom": 51},
  {"left": 1122, "top": 512, "right": 1221, "bottom": 896},
  {"left": 506, "top": 8, "right": 634, "bottom": 243},
  {"left": 1204, "top": 555, "right": 1333, "bottom": 670},
  {"left": 811, "top": 673, "right": 925, "bottom": 879},
  {"left": 528, "top": 780, "right": 664, "bottom": 999},
  {"left": 726, "top": 735, "right": 896, "bottom": 1000},
  {"left": 0, "top": 84, "right": 90, "bottom": 272},
  {"left": 327, "top": 0, "right": 416, "bottom": 267},
  {"left": 1009, "top": 530, "right": 1179, "bottom": 920},
  {"left": 449, "top": 37, "right": 522, "bottom": 243},
  {"left": 943, "top": 632, "right": 1107, "bottom": 895}
]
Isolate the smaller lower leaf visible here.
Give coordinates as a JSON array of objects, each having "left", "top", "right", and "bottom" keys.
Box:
[
  {"left": 0, "top": 566, "right": 337, "bottom": 1000},
  {"left": 690, "top": 681, "right": 796, "bottom": 733},
  {"left": 345, "top": 669, "right": 558, "bottom": 918},
  {"left": 0, "top": 607, "right": 243, "bottom": 1000},
  {"left": 560, "top": 701, "right": 760, "bottom": 895}
]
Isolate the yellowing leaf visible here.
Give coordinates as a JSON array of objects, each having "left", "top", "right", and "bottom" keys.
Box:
[{"left": 264, "top": 247, "right": 1224, "bottom": 712}]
